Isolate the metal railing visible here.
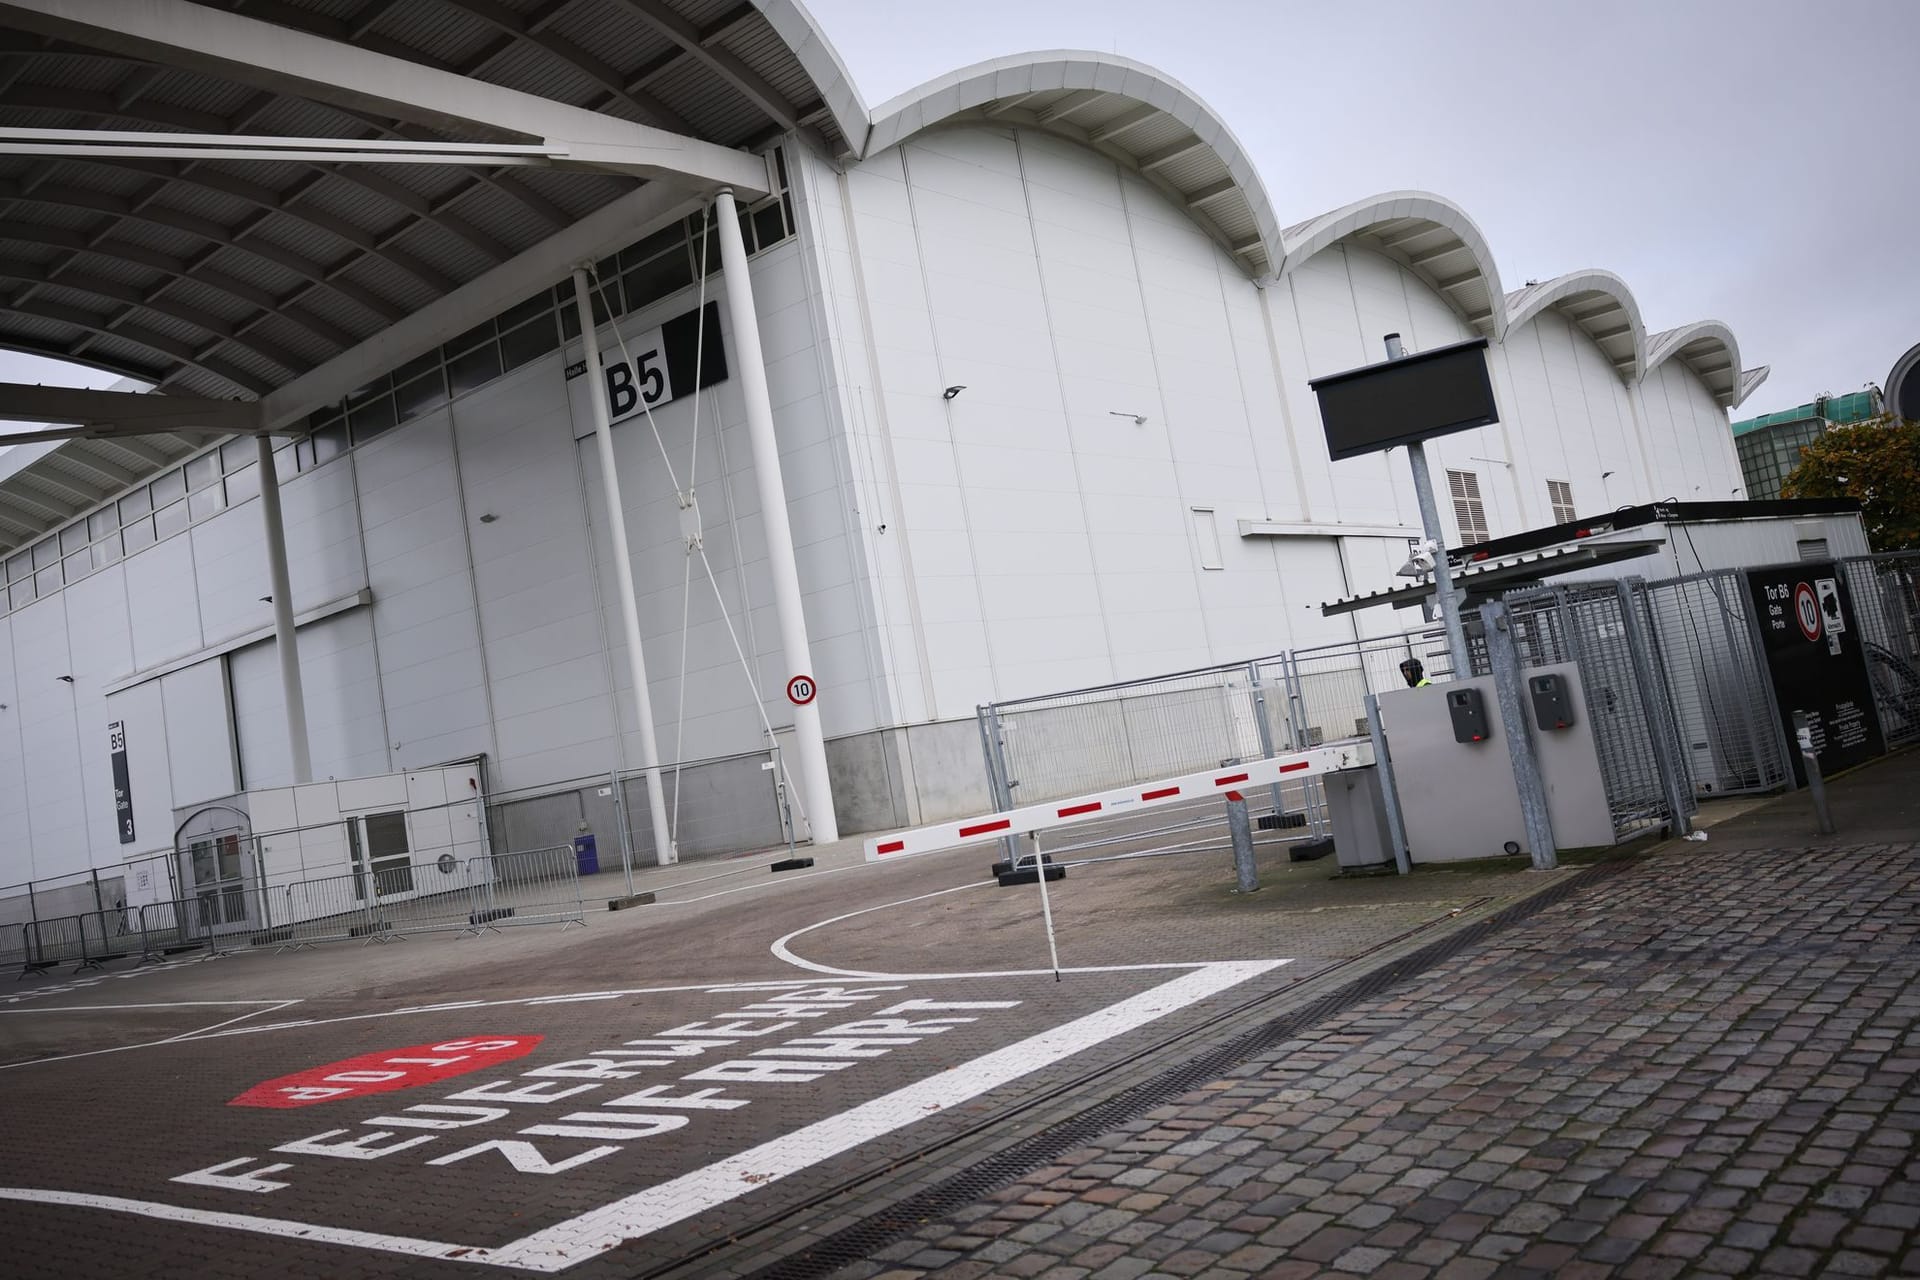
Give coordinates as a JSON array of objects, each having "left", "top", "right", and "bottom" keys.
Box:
[
  {"left": 14, "top": 909, "right": 142, "bottom": 975},
  {"left": 975, "top": 626, "right": 1458, "bottom": 856},
  {"left": 1501, "top": 579, "right": 1699, "bottom": 840},
  {"left": 1843, "top": 551, "right": 1920, "bottom": 747},
  {"left": 467, "top": 845, "right": 585, "bottom": 930}
]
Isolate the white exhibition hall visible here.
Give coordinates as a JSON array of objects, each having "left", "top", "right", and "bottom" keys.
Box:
[{"left": 0, "top": 0, "right": 1767, "bottom": 899}]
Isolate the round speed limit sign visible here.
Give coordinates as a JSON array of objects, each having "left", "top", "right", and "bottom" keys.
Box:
[{"left": 786, "top": 674, "right": 817, "bottom": 706}]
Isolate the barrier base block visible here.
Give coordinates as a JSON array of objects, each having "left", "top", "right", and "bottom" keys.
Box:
[
  {"left": 993, "top": 854, "right": 1065, "bottom": 887},
  {"left": 1288, "top": 837, "right": 1337, "bottom": 863},
  {"left": 606, "top": 893, "right": 656, "bottom": 910},
  {"left": 1257, "top": 811, "right": 1309, "bottom": 830},
  {"left": 770, "top": 857, "right": 814, "bottom": 873},
  {"left": 467, "top": 907, "right": 516, "bottom": 926}
]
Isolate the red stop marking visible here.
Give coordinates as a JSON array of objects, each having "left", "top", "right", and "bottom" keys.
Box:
[{"left": 229, "top": 1036, "right": 542, "bottom": 1109}]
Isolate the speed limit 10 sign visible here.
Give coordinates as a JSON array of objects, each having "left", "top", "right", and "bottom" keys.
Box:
[{"left": 786, "top": 674, "right": 817, "bottom": 706}]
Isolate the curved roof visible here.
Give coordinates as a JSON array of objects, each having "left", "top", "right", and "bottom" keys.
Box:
[
  {"left": 1646, "top": 321, "right": 1744, "bottom": 408},
  {"left": 1504, "top": 270, "right": 1646, "bottom": 380},
  {"left": 865, "top": 52, "right": 1283, "bottom": 279},
  {"left": 1887, "top": 340, "right": 1920, "bottom": 421},
  {"left": 1279, "top": 191, "right": 1505, "bottom": 340},
  {"left": 0, "top": 1, "right": 1773, "bottom": 554}
]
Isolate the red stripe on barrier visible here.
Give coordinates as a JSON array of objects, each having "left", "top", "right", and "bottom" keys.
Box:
[
  {"left": 958, "top": 818, "right": 1012, "bottom": 838},
  {"left": 1142, "top": 786, "right": 1181, "bottom": 801},
  {"left": 875, "top": 840, "right": 905, "bottom": 855},
  {"left": 1214, "top": 772, "right": 1249, "bottom": 786},
  {"left": 1057, "top": 802, "right": 1102, "bottom": 818},
  {"left": 1279, "top": 761, "right": 1310, "bottom": 774}
]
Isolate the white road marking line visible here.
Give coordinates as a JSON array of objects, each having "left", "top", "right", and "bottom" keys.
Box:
[
  {"left": 0, "top": 999, "right": 305, "bottom": 1071},
  {"left": 768, "top": 880, "right": 1214, "bottom": 981},
  {"left": 489, "top": 960, "right": 1286, "bottom": 1271},
  {"left": 0, "top": 1000, "right": 293, "bottom": 1014},
  {"left": 158, "top": 1001, "right": 302, "bottom": 1043},
  {"left": 0, "top": 1188, "right": 486, "bottom": 1265},
  {"left": 0, "top": 960, "right": 1282, "bottom": 1271}
]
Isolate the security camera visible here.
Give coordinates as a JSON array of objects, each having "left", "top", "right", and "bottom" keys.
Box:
[
  {"left": 1396, "top": 540, "right": 1439, "bottom": 579},
  {"left": 942, "top": 385, "right": 966, "bottom": 400}
]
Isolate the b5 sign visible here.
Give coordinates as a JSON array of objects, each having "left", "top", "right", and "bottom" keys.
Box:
[
  {"left": 564, "top": 300, "right": 727, "bottom": 438},
  {"left": 230, "top": 1037, "right": 543, "bottom": 1109}
]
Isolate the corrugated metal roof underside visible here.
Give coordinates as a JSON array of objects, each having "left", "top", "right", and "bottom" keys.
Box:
[
  {"left": 0, "top": 0, "right": 845, "bottom": 552},
  {"left": 0, "top": 0, "right": 838, "bottom": 405}
]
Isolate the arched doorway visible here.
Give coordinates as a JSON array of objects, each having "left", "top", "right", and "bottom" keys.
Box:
[{"left": 171, "top": 804, "right": 256, "bottom": 937}]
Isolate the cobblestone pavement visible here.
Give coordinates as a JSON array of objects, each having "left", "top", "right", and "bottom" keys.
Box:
[{"left": 838, "top": 834, "right": 1920, "bottom": 1280}]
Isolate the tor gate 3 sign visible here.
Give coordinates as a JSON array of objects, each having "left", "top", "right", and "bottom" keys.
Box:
[{"left": 1745, "top": 562, "right": 1886, "bottom": 784}]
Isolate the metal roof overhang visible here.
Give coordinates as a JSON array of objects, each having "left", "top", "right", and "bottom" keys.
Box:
[
  {"left": 1319, "top": 538, "right": 1667, "bottom": 617},
  {"left": 0, "top": 0, "right": 860, "bottom": 554}
]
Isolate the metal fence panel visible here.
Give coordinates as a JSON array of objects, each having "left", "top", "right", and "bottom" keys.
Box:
[
  {"left": 1841, "top": 552, "right": 1920, "bottom": 747},
  {"left": 136, "top": 897, "right": 234, "bottom": 961},
  {"left": 1636, "top": 572, "right": 1791, "bottom": 796},
  {"left": 466, "top": 846, "right": 584, "bottom": 930},
  {"left": 1502, "top": 583, "right": 1696, "bottom": 840}
]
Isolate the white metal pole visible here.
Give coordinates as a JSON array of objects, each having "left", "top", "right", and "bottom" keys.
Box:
[
  {"left": 713, "top": 189, "right": 839, "bottom": 843},
  {"left": 255, "top": 434, "right": 311, "bottom": 784},
  {"left": 570, "top": 268, "right": 677, "bottom": 866}
]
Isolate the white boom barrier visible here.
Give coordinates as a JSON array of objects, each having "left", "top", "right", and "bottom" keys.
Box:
[{"left": 865, "top": 742, "right": 1375, "bottom": 862}]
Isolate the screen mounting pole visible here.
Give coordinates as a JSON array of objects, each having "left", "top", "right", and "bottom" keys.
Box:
[{"left": 1388, "top": 333, "right": 1472, "bottom": 677}]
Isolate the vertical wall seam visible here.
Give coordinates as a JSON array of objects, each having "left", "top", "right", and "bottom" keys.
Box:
[
  {"left": 1012, "top": 129, "right": 1120, "bottom": 687},
  {"left": 900, "top": 141, "right": 1004, "bottom": 703},
  {"left": 789, "top": 143, "right": 897, "bottom": 734},
  {"left": 1118, "top": 169, "right": 1216, "bottom": 660},
  {"left": 441, "top": 406, "right": 502, "bottom": 778},
  {"left": 837, "top": 165, "right": 938, "bottom": 721}
]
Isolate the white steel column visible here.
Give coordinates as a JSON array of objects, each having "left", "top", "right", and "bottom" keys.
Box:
[
  {"left": 255, "top": 434, "right": 311, "bottom": 784},
  {"left": 571, "top": 268, "right": 677, "bottom": 866},
  {"left": 714, "top": 188, "right": 838, "bottom": 843}
]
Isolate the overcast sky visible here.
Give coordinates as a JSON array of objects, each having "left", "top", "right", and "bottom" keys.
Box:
[
  {"left": 4, "top": 0, "right": 1913, "bottom": 459},
  {"left": 809, "top": 0, "right": 1918, "bottom": 418}
]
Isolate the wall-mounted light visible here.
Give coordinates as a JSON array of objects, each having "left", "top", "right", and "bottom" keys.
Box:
[
  {"left": 56, "top": 675, "right": 74, "bottom": 684},
  {"left": 1108, "top": 411, "right": 1149, "bottom": 425},
  {"left": 942, "top": 385, "right": 966, "bottom": 401},
  {"left": 259, "top": 595, "right": 273, "bottom": 604}
]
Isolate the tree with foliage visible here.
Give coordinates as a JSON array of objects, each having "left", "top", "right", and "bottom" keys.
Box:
[{"left": 1781, "top": 414, "right": 1920, "bottom": 552}]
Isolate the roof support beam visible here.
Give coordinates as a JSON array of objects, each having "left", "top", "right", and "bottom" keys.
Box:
[
  {"left": 1088, "top": 103, "right": 1159, "bottom": 145},
  {"left": 0, "top": 0, "right": 768, "bottom": 193},
  {"left": 0, "top": 487, "right": 78, "bottom": 522},
  {"left": 1138, "top": 137, "right": 1206, "bottom": 173},
  {"left": 51, "top": 449, "right": 141, "bottom": 490},
  {"left": 258, "top": 181, "right": 704, "bottom": 432},
  {"left": 0, "top": 384, "right": 261, "bottom": 434},
  {"left": 610, "top": 0, "right": 803, "bottom": 132}
]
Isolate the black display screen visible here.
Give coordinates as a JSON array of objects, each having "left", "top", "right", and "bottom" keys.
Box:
[{"left": 1309, "top": 337, "right": 1499, "bottom": 461}]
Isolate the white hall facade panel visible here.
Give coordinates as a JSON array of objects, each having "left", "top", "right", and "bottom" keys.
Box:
[{"left": 0, "top": 124, "right": 1750, "bottom": 883}]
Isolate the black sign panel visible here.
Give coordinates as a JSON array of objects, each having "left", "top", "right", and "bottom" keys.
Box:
[
  {"left": 1308, "top": 337, "right": 1499, "bottom": 461},
  {"left": 109, "top": 720, "right": 135, "bottom": 844},
  {"left": 1745, "top": 562, "right": 1886, "bottom": 784},
  {"left": 563, "top": 299, "right": 727, "bottom": 427}
]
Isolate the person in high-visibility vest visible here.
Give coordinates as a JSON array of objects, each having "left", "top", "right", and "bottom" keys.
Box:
[{"left": 1399, "top": 658, "right": 1432, "bottom": 688}]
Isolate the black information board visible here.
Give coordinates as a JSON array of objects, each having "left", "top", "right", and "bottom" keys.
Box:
[
  {"left": 109, "top": 719, "right": 135, "bottom": 844},
  {"left": 1745, "top": 562, "right": 1886, "bottom": 784},
  {"left": 1307, "top": 336, "right": 1499, "bottom": 461}
]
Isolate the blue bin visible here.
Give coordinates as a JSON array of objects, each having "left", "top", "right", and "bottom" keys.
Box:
[{"left": 572, "top": 833, "right": 599, "bottom": 876}]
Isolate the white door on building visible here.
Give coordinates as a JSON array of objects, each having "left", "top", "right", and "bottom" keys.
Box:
[{"left": 348, "top": 809, "right": 417, "bottom": 903}]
